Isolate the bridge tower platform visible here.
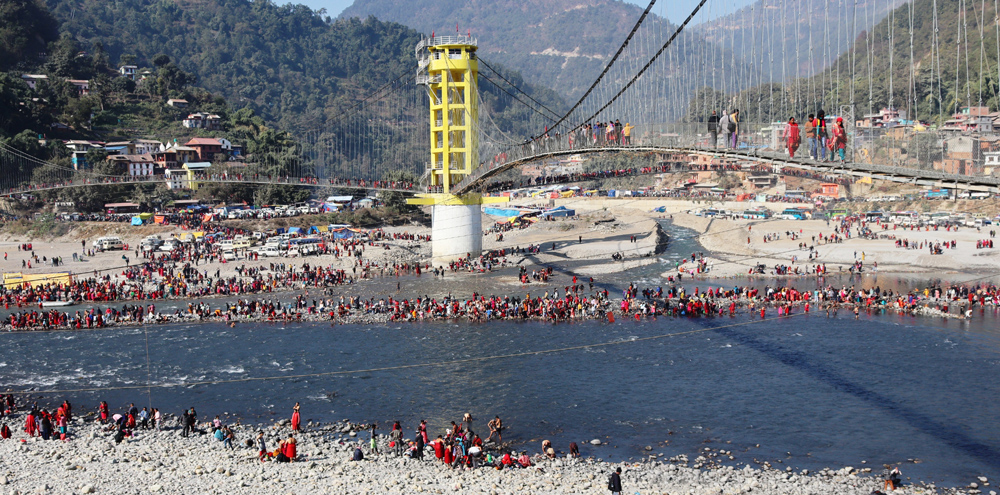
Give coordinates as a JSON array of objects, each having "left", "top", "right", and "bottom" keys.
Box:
[{"left": 408, "top": 34, "right": 507, "bottom": 263}]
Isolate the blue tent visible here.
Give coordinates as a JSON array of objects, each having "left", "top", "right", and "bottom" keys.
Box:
[
  {"left": 541, "top": 206, "right": 575, "bottom": 218},
  {"left": 130, "top": 216, "right": 143, "bottom": 226},
  {"left": 331, "top": 228, "right": 354, "bottom": 239},
  {"left": 288, "top": 227, "right": 303, "bottom": 234}
]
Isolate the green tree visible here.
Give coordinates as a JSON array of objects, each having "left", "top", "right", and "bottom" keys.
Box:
[
  {"left": 0, "top": 0, "right": 59, "bottom": 71},
  {"left": 376, "top": 170, "right": 417, "bottom": 213}
]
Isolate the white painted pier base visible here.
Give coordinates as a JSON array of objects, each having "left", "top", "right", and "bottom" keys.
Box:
[{"left": 431, "top": 204, "right": 482, "bottom": 262}]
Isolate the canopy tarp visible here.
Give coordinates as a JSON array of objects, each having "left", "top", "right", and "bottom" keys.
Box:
[
  {"left": 331, "top": 228, "right": 354, "bottom": 239},
  {"left": 137, "top": 212, "right": 153, "bottom": 220},
  {"left": 130, "top": 216, "right": 143, "bottom": 226},
  {"left": 288, "top": 227, "right": 303, "bottom": 234},
  {"left": 153, "top": 215, "right": 166, "bottom": 224}
]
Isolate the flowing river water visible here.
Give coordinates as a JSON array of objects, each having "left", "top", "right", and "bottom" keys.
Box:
[{"left": 1, "top": 221, "right": 997, "bottom": 486}]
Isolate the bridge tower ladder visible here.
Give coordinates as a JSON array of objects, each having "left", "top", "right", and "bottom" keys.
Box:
[{"left": 407, "top": 34, "right": 508, "bottom": 263}]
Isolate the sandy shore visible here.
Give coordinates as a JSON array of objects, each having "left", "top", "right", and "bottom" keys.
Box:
[
  {"left": 499, "top": 196, "right": 1000, "bottom": 281},
  {"left": 0, "top": 417, "right": 956, "bottom": 495}
]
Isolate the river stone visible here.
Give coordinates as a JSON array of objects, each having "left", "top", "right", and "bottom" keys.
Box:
[
  {"left": 80, "top": 486, "right": 95, "bottom": 494},
  {"left": 149, "top": 485, "right": 162, "bottom": 492},
  {"left": 590, "top": 439, "right": 601, "bottom": 445}
]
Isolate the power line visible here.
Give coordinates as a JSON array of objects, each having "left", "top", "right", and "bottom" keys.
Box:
[
  {"left": 5, "top": 312, "right": 808, "bottom": 396},
  {"left": 478, "top": 58, "right": 563, "bottom": 121}
]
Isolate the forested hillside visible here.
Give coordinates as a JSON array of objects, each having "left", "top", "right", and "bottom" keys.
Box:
[{"left": 43, "top": 0, "right": 566, "bottom": 137}]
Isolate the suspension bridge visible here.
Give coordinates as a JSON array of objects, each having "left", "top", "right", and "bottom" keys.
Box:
[{"left": 2, "top": 0, "right": 998, "bottom": 259}]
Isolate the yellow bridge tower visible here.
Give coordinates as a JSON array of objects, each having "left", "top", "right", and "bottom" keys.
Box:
[{"left": 409, "top": 34, "right": 507, "bottom": 262}]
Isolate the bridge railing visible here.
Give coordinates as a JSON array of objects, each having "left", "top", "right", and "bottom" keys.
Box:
[
  {"left": 4, "top": 172, "right": 420, "bottom": 196},
  {"left": 459, "top": 121, "right": 1000, "bottom": 192}
]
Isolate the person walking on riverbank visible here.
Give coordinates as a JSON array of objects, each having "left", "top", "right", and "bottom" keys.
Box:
[
  {"left": 608, "top": 467, "right": 623, "bottom": 494},
  {"left": 369, "top": 424, "right": 380, "bottom": 455}
]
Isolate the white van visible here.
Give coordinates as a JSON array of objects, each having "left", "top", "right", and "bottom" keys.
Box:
[
  {"left": 222, "top": 249, "right": 238, "bottom": 261},
  {"left": 92, "top": 237, "right": 124, "bottom": 251},
  {"left": 259, "top": 246, "right": 283, "bottom": 257}
]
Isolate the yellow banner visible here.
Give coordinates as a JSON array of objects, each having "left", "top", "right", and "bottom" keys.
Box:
[{"left": 3, "top": 272, "right": 72, "bottom": 289}]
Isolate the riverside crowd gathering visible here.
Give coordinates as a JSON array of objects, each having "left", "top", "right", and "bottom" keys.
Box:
[
  {"left": 2, "top": 256, "right": 995, "bottom": 330},
  {"left": 0, "top": 394, "right": 587, "bottom": 473}
]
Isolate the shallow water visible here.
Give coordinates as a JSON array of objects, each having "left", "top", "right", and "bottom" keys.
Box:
[{"left": 1, "top": 221, "right": 998, "bottom": 485}]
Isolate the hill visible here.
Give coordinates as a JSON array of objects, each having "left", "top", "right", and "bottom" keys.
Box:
[
  {"left": 692, "top": 0, "right": 908, "bottom": 81},
  {"left": 339, "top": 0, "right": 750, "bottom": 111},
  {"left": 42, "top": 0, "right": 566, "bottom": 137}
]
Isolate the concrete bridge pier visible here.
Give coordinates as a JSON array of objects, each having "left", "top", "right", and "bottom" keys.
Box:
[
  {"left": 408, "top": 192, "right": 504, "bottom": 264},
  {"left": 431, "top": 203, "right": 482, "bottom": 262}
]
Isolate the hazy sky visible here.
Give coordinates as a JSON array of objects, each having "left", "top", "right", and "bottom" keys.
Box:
[{"left": 296, "top": 0, "right": 755, "bottom": 23}]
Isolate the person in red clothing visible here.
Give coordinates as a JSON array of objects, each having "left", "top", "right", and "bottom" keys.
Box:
[
  {"left": 432, "top": 435, "right": 445, "bottom": 462},
  {"left": 784, "top": 117, "right": 801, "bottom": 158},
  {"left": 24, "top": 410, "right": 37, "bottom": 437},
  {"left": 443, "top": 441, "right": 454, "bottom": 465},
  {"left": 290, "top": 402, "right": 301, "bottom": 431},
  {"left": 0, "top": 424, "right": 10, "bottom": 439},
  {"left": 283, "top": 435, "right": 297, "bottom": 461}
]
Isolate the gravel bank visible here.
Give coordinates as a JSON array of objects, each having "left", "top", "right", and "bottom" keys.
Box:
[{"left": 0, "top": 418, "right": 973, "bottom": 495}]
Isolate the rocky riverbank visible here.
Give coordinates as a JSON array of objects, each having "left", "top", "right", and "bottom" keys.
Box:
[{"left": 0, "top": 416, "right": 976, "bottom": 495}]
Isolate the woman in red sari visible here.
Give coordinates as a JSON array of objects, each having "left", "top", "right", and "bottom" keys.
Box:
[
  {"left": 290, "top": 402, "right": 301, "bottom": 431},
  {"left": 24, "top": 410, "right": 37, "bottom": 436}
]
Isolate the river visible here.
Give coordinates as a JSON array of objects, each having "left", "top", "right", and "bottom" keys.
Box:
[{"left": 1, "top": 221, "right": 997, "bottom": 485}]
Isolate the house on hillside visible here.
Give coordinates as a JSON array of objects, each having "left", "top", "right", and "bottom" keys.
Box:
[
  {"left": 67, "top": 80, "right": 90, "bottom": 97},
  {"left": 182, "top": 112, "right": 222, "bottom": 130},
  {"left": 108, "top": 153, "right": 156, "bottom": 176},
  {"left": 119, "top": 65, "right": 137, "bottom": 80},
  {"left": 185, "top": 138, "right": 223, "bottom": 162},
  {"left": 218, "top": 138, "right": 244, "bottom": 158},
  {"left": 65, "top": 140, "right": 100, "bottom": 170},
  {"left": 152, "top": 148, "right": 178, "bottom": 170},
  {"left": 167, "top": 99, "right": 189, "bottom": 108},
  {"left": 104, "top": 141, "right": 135, "bottom": 155},
  {"left": 134, "top": 139, "right": 162, "bottom": 155},
  {"left": 158, "top": 143, "right": 198, "bottom": 164},
  {"left": 20, "top": 74, "right": 48, "bottom": 90}
]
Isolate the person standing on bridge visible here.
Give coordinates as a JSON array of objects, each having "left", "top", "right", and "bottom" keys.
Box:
[
  {"left": 707, "top": 111, "right": 720, "bottom": 148},
  {"left": 784, "top": 117, "right": 801, "bottom": 158},
  {"left": 717, "top": 111, "right": 731, "bottom": 149},
  {"left": 816, "top": 110, "right": 829, "bottom": 161},
  {"left": 831, "top": 117, "right": 848, "bottom": 163},
  {"left": 804, "top": 114, "right": 817, "bottom": 159},
  {"left": 728, "top": 109, "right": 740, "bottom": 149},
  {"left": 622, "top": 122, "right": 634, "bottom": 145}
]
